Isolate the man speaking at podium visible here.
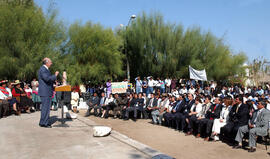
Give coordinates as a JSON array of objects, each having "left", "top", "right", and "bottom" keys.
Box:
[{"left": 38, "top": 58, "right": 59, "bottom": 128}]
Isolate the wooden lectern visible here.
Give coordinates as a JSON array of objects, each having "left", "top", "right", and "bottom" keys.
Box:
[
  {"left": 55, "top": 85, "right": 71, "bottom": 92},
  {"left": 54, "top": 85, "right": 71, "bottom": 127}
]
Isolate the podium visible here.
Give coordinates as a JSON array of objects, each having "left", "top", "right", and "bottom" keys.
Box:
[
  {"left": 54, "top": 85, "right": 71, "bottom": 127},
  {"left": 55, "top": 85, "right": 71, "bottom": 92}
]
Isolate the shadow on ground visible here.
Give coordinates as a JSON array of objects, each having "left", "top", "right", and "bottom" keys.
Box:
[
  {"left": 49, "top": 115, "right": 73, "bottom": 127},
  {"left": 128, "top": 148, "right": 175, "bottom": 159}
]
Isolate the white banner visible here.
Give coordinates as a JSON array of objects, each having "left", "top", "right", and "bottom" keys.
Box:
[{"left": 189, "top": 65, "right": 207, "bottom": 81}]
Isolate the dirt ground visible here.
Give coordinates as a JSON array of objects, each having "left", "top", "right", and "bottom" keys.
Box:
[{"left": 80, "top": 111, "right": 269, "bottom": 159}]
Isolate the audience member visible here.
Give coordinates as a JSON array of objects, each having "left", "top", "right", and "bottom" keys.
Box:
[{"left": 233, "top": 101, "right": 270, "bottom": 152}]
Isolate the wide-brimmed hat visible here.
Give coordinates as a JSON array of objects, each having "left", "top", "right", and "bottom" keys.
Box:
[
  {"left": 0, "top": 80, "right": 8, "bottom": 85},
  {"left": 12, "top": 80, "right": 21, "bottom": 85}
]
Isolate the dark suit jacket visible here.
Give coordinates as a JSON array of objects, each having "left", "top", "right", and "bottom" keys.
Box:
[
  {"left": 129, "top": 98, "right": 137, "bottom": 107},
  {"left": 120, "top": 97, "right": 128, "bottom": 106},
  {"left": 99, "top": 97, "right": 106, "bottom": 106},
  {"left": 229, "top": 103, "right": 249, "bottom": 126},
  {"left": 90, "top": 96, "right": 100, "bottom": 106},
  {"left": 137, "top": 98, "right": 144, "bottom": 107},
  {"left": 38, "top": 65, "right": 56, "bottom": 97},
  {"left": 205, "top": 104, "right": 222, "bottom": 119},
  {"left": 176, "top": 100, "right": 186, "bottom": 113},
  {"left": 183, "top": 99, "right": 195, "bottom": 113}
]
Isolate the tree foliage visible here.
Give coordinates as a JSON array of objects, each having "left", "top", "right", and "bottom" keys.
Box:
[
  {"left": 0, "top": 0, "right": 66, "bottom": 81},
  {"left": 66, "top": 22, "right": 124, "bottom": 85},
  {"left": 0, "top": 2, "right": 248, "bottom": 84},
  {"left": 123, "top": 12, "right": 247, "bottom": 81}
]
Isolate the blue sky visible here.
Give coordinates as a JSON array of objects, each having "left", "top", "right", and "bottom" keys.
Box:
[{"left": 35, "top": 0, "right": 270, "bottom": 61}]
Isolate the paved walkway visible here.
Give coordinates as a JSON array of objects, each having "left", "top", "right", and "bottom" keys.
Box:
[{"left": 0, "top": 110, "right": 167, "bottom": 159}]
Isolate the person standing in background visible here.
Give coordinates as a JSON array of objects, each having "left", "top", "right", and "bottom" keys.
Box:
[
  {"left": 147, "top": 76, "right": 154, "bottom": 94},
  {"left": 165, "top": 77, "right": 171, "bottom": 93},
  {"left": 135, "top": 76, "right": 142, "bottom": 94},
  {"left": 142, "top": 77, "right": 148, "bottom": 96},
  {"left": 106, "top": 79, "right": 112, "bottom": 98},
  {"left": 31, "top": 78, "right": 39, "bottom": 92}
]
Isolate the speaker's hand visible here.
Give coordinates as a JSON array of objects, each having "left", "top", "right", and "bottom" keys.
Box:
[{"left": 55, "top": 71, "right": 59, "bottom": 76}]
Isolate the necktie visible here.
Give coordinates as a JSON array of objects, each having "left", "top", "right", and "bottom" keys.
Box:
[
  {"left": 174, "top": 101, "right": 181, "bottom": 111},
  {"left": 212, "top": 104, "right": 217, "bottom": 112},
  {"left": 254, "top": 109, "right": 262, "bottom": 124},
  {"left": 236, "top": 104, "right": 240, "bottom": 113},
  {"left": 210, "top": 104, "right": 218, "bottom": 120}
]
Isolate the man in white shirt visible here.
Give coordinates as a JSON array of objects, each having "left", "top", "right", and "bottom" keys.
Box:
[
  {"left": 151, "top": 94, "right": 168, "bottom": 124},
  {"left": 71, "top": 88, "right": 80, "bottom": 112},
  {"left": 101, "top": 93, "right": 114, "bottom": 118},
  {"left": 165, "top": 77, "right": 171, "bottom": 93},
  {"left": 188, "top": 85, "right": 196, "bottom": 95},
  {"left": 79, "top": 84, "right": 86, "bottom": 96},
  {"left": 210, "top": 81, "right": 216, "bottom": 89},
  {"left": 172, "top": 89, "right": 179, "bottom": 97},
  {"left": 154, "top": 78, "right": 161, "bottom": 93},
  {"left": 161, "top": 96, "right": 177, "bottom": 125},
  {"left": 186, "top": 96, "right": 203, "bottom": 135},
  {"left": 147, "top": 76, "right": 154, "bottom": 94},
  {"left": 135, "top": 77, "right": 142, "bottom": 94},
  {"left": 180, "top": 86, "right": 188, "bottom": 94}
]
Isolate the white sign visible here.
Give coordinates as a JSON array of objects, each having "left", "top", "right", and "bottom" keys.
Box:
[
  {"left": 111, "top": 82, "right": 128, "bottom": 94},
  {"left": 189, "top": 65, "right": 207, "bottom": 81}
]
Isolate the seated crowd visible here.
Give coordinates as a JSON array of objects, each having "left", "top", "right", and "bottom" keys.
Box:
[
  {"left": 83, "top": 77, "right": 270, "bottom": 153},
  {"left": 1, "top": 77, "right": 270, "bottom": 153},
  {"left": 0, "top": 78, "right": 55, "bottom": 118}
]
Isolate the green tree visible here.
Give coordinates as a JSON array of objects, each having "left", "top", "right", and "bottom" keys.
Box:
[
  {"left": 122, "top": 12, "right": 247, "bottom": 81},
  {"left": 66, "top": 22, "right": 124, "bottom": 85},
  {"left": 0, "top": 0, "right": 66, "bottom": 81}
]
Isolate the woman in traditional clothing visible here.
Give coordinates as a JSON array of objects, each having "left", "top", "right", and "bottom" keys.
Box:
[
  {"left": 12, "top": 80, "right": 34, "bottom": 113},
  {"left": 5, "top": 82, "right": 20, "bottom": 115}
]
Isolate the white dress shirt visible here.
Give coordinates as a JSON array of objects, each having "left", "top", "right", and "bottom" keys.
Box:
[
  {"left": 43, "top": 65, "right": 49, "bottom": 70},
  {"left": 180, "top": 88, "right": 187, "bottom": 94},
  {"left": 188, "top": 88, "right": 196, "bottom": 94},
  {"left": 148, "top": 79, "right": 154, "bottom": 87},
  {"left": 105, "top": 97, "right": 114, "bottom": 105},
  {"left": 267, "top": 103, "right": 270, "bottom": 111},
  {"left": 165, "top": 79, "right": 171, "bottom": 87},
  {"left": 190, "top": 103, "right": 203, "bottom": 117},
  {"left": 160, "top": 99, "right": 169, "bottom": 109}
]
